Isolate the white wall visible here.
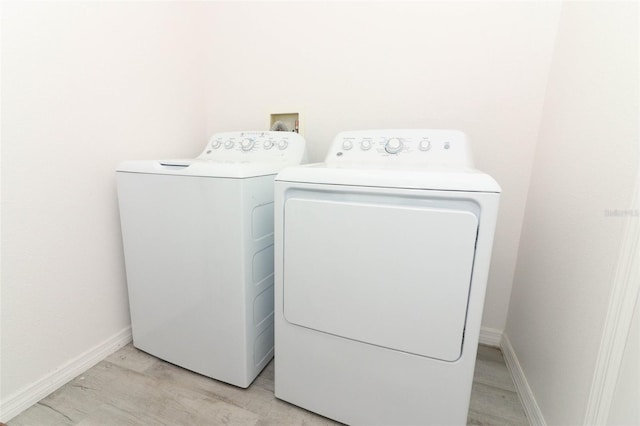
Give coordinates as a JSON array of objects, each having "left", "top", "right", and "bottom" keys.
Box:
[
  {"left": 505, "top": 2, "right": 638, "bottom": 425},
  {"left": 1, "top": 1, "right": 207, "bottom": 414},
  {"left": 202, "top": 1, "right": 562, "bottom": 333}
]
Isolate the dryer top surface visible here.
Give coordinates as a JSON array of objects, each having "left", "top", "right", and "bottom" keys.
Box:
[{"left": 276, "top": 163, "right": 500, "bottom": 192}]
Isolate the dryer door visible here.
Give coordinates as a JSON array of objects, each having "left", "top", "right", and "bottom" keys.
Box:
[{"left": 283, "top": 190, "right": 478, "bottom": 362}]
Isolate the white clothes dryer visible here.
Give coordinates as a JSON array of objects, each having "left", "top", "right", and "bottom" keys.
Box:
[
  {"left": 274, "top": 129, "right": 500, "bottom": 424},
  {"left": 117, "top": 131, "right": 306, "bottom": 388}
]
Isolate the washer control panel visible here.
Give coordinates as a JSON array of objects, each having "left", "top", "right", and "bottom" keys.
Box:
[
  {"left": 326, "top": 129, "right": 474, "bottom": 168},
  {"left": 198, "top": 131, "right": 306, "bottom": 164}
]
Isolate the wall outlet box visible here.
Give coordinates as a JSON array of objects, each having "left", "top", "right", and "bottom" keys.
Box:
[{"left": 270, "top": 112, "right": 300, "bottom": 133}]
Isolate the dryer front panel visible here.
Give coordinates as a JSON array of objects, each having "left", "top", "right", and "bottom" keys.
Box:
[{"left": 282, "top": 189, "right": 478, "bottom": 362}]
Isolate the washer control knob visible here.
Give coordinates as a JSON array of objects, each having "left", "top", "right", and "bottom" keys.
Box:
[
  {"left": 342, "top": 140, "right": 353, "bottom": 150},
  {"left": 240, "top": 138, "right": 255, "bottom": 151},
  {"left": 385, "top": 138, "right": 403, "bottom": 154},
  {"left": 210, "top": 140, "right": 222, "bottom": 149},
  {"left": 360, "top": 140, "right": 372, "bottom": 151},
  {"left": 419, "top": 139, "right": 431, "bottom": 151},
  {"left": 224, "top": 140, "right": 235, "bottom": 149},
  {"left": 277, "top": 140, "right": 288, "bottom": 150},
  {"left": 264, "top": 140, "right": 274, "bottom": 150}
]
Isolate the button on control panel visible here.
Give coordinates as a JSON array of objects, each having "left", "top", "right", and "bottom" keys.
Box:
[{"left": 325, "top": 129, "right": 473, "bottom": 168}]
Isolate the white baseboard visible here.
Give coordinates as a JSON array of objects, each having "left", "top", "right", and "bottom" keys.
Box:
[
  {"left": 0, "top": 326, "right": 132, "bottom": 423},
  {"left": 478, "top": 326, "right": 503, "bottom": 347},
  {"left": 501, "top": 333, "right": 545, "bottom": 426}
]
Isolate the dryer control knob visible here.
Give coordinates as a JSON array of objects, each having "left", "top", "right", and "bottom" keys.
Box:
[
  {"left": 342, "top": 140, "right": 353, "bottom": 150},
  {"left": 264, "top": 140, "right": 274, "bottom": 149},
  {"left": 210, "top": 140, "right": 222, "bottom": 149},
  {"left": 278, "top": 140, "right": 288, "bottom": 150},
  {"left": 419, "top": 140, "right": 431, "bottom": 151},
  {"left": 224, "top": 140, "right": 235, "bottom": 149},
  {"left": 360, "top": 140, "right": 372, "bottom": 150},
  {"left": 385, "top": 138, "right": 403, "bottom": 154},
  {"left": 240, "top": 138, "right": 255, "bottom": 151}
]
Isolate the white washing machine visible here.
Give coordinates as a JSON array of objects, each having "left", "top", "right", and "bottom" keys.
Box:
[
  {"left": 274, "top": 129, "right": 500, "bottom": 425},
  {"left": 117, "top": 131, "right": 306, "bottom": 388}
]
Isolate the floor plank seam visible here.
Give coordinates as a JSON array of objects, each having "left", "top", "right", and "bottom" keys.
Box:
[{"left": 36, "top": 402, "right": 74, "bottom": 423}]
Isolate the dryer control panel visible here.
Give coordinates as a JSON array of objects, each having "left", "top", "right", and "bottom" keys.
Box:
[
  {"left": 198, "top": 131, "right": 306, "bottom": 165},
  {"left": 325, "top": 129, "right": 474, "bottom": 169}
]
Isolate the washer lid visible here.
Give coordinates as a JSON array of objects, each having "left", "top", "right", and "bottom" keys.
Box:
[
  {"left": 117, "top": 159, "right": 292, "bottom": 178},
  {"left": 276, "top": 163, "right": 501, "bottom": 192}
]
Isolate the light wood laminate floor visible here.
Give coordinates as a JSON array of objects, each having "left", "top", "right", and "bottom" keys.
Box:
[{"left": 9, "top": 344, "right": 528, "bottom": 425}]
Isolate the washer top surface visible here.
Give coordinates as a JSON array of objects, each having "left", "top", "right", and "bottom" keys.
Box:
[
  {"left": 276, "top": 129, "right": 500, "bottom": 192},
  {"left": 117, "top": 131, "right": 306, "bottom": 178}
]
